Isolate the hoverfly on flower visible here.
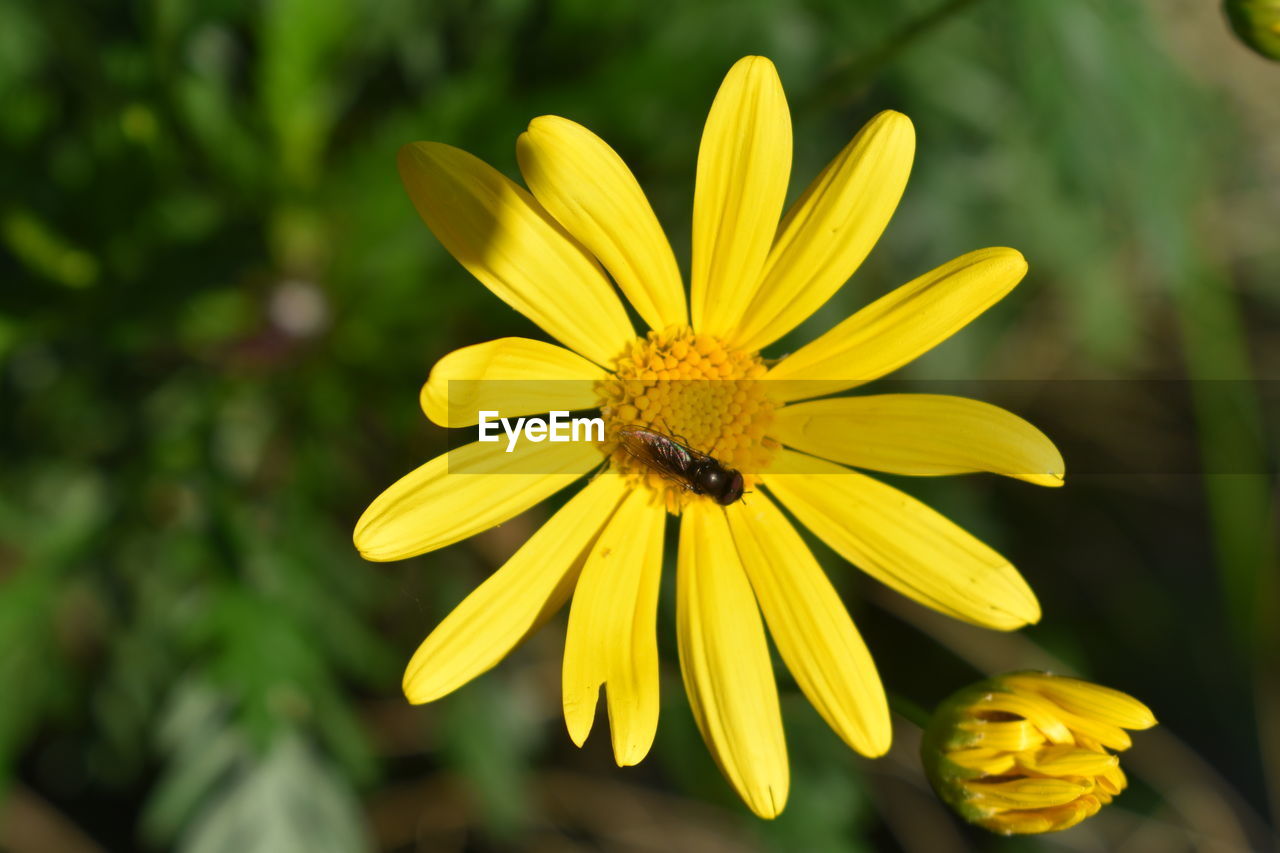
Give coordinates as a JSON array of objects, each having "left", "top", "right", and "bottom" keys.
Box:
[{"left": 616, "top": 424, "right": 745, "bottom": 505}]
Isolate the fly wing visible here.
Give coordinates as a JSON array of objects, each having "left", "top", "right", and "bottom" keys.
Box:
[{"left": 616, "top": 426, "right": 701, "bottom": 483}]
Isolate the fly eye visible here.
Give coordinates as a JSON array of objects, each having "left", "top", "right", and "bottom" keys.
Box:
[{"left": 715, "top": 471, "right": 745, "bottom": 505}]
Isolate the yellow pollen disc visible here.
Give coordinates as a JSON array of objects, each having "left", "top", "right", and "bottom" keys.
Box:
[{"left": 596, "top": 326, "right": 778, "bottom": 513}]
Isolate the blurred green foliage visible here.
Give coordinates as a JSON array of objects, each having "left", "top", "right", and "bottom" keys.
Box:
[{"left": 2, "top": 0, "right": 1277, "bottom": 850}]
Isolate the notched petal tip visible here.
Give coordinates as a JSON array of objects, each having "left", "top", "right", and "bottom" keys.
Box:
[
  {"left": 1019, "top": 597, "right": 1043, "bottom": 627},
  {"left": 986, "top": 573, "right": 1041, "bottom": 631},
  {"left": 351, "top": 498, "right": 411, "bottom": 564},
  {"left": 874, "top": 107, "right": 914, "bottom": 124},
  {"left": 867, "top": 108, "right": 917, "bottom": 143},
  {"left": 612, "top": 735, "right": 654, "bottom": 768},
  {"left": 1010, "top": 587, "right": 1042, "bottom": 628},
  {"left": 352, "top": 514, "right": 396, "bottom": 563},
  {"left": 858, "top": 732, "right": 892, "bottom": 760},
  {"left": 750, "top": 784, "right": 788, "bottom": 820},
  {"left": 734, "top": 54, "right": 778, "bottom": 72},
  {"left": 1021, "top": 443, "right": 1065, "bottom": 487},
  {"left": 525, "top": 113, "right": 574, "bottom": 135},
  {"left": 986, "top": 246, "right": 1029, "bottom": 279},
  {"left": 401, "top": 668, "right": 436, "bottom": 705}
]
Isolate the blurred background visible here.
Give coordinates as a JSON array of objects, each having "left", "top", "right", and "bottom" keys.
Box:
[{"left": 2, "top": 0, "right": 1278, "bottom": 850}]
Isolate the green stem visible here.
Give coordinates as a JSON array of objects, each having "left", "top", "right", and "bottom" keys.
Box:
[
  {"left": 888, "top": 692, "right": 931, "bottom": 730},
  {"left": 810, "top": 0, "right": 989, "bottom": 106}
]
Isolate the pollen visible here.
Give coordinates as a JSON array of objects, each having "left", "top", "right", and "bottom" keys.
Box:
[{"left": 597, "top": 326, "right": 778, "bottom": 513}]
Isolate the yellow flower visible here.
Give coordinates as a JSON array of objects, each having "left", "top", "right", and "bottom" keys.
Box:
[
  {"left": 921, "top": 671, "right": 1157, "bottom": 834},
  {"left": 355, "top": 55, "right": 1064, "bottom": 818}
]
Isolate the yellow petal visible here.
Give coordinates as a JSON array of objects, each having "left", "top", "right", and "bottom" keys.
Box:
[
  {"left": 690, "top": 56, "right": 791, "bottom": 338},
  {"left": 763, "top": 449, "right": 1040, "bottom": 630},
  {"left": 677, "top": 501, "right": 789, "bottom": 818},
  {"left": 1053, "top": 707, "right": 1133, "bottom": 752},
  {"left": 1015, "top": 744, "right": 1118, "bottom": 778},
  {"left": 517, "top": 116, "right": 687, "bottom": 331},
  {"left": 766, "top": 248, "right": 1029, "bottom": 402},
  {"left": 1098, "top": 762, "right": 1127, "bottom": 795},
  {"left": 956, "top": 719, "right": 1047, "bottom": 752},
  {"left": 770, "top": 394, "right": 1064, "bottom": 488},
  {"left": 962, "top": 777, "right": 1092, "bottom": 811},
  {"left": 561, "top": 488, "right": 666, "bottom": 766},
  {"left": 725, "top": 496, "right": 890, "bottom": 757},
  {"left": 732, "top": 111, "right": 915, "bottom": 351},
  {"left": 353, "top": 439, "right": 600, "bottom": 562},
  {"left": 1042, "top": 797, "right": 1102, "bottom": 832},
  {"left": 420, "top": 337, "right": 607, "bottom": 428},
  {"left": 1004, "top": 674, "right": 1157, "bottom": 730},
  {"left": 970, "top": 692, "right": 1073, "bottom": 745},
  {"left": 985, "top": 797, "right": 1098, "bottom": 834},
  {"left": 402, "top": 474, "right": 628, "bottom": 703},
  {"left": 945, "top": 748, "right": 1016, "bottom": 775},
  {"left": 397, "top": 141, "right": 632, "bottom": 365},
  {"left": 984, "top": 810, "right": 1054, "bottom": 835}
]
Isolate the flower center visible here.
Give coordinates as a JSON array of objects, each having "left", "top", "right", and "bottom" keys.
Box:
[{"left": 597, "top": 326, "right": 777, "bottom": 513}]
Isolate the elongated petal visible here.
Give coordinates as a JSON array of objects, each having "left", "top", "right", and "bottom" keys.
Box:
[
  {"left": 762, "top": 449, "right": 1039, "bottom": 630},
  {"left": 402, "top": 474, "right": 628, "bottom": 703},
  {"left": 988, "top": 797, "right": 1100, "bottom": 834},
  {"left": 398, "top": 142, "right": 632, "bottom": 365},
  {"left": 690, "top": 56, "right": 791, "bottom": 338},
  {"left": 562, "top": 488, "right": 665, "bottom": 766},
  {"left": 421, "top": 337, "right": 607, "bottom": 428},
  {"left": 725, "top": 496, "right": 890, "bottom": 757},
  {"left": 968, "top": 693, "right": 1073, "bottom": 744},
  {"left": 963, "top": 777, "right": 1092, "bottom": 810},
  {"left": 517, "top": 116, "right": 687, "bottom": 331},
  {"left": 1099, "top": 763, "right": 1127, "bottom": 795},
  {"left": 354, "top": 439, "right": 600, "bottom": 562},
  {"left": 957, "top": 719, "right": 1046, "bottom": 752},
  {"left": 1052, "top": 708, "right": 1133, "bottom": 751},
  {"left": 677, "top": 502, "right": 789, "bottom": 818},
  {"left": 1004, "top": 674, "right": 1157, "bottom": 730},
  {"left": 767, "top": 248, "right": 1028, "bottom": 402},
  {"left": 770, "top": 394, "right": 1064, "bottom": 487},
  {"left": 946, "top": 748, "right": 1016, "bottom": 775},
  {"left": 732, "top": 111, "right": 915, "bottom": 351},
  {"left": 1016, "top": 745, "right": 1118, "bottom": 777}
]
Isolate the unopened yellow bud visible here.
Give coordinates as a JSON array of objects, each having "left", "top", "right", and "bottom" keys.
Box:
[
  {"left": 1224, "top": 0, "right": 1280, "bottom": 60},
  {"left": 921, "top": 671, "right": 1156, "bottom": 835}
]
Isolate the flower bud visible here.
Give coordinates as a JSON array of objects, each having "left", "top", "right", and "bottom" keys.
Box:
[
  {"left": 1224, "top": 0, "right": 1280, "bottom": 61},
  {"left": 921, "top": 671, "right": 1156, "bottom": 834}
]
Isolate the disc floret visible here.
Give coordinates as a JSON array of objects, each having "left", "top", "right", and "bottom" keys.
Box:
[{"left": 598, "top": 327, "right": 777, "bottom": 512}]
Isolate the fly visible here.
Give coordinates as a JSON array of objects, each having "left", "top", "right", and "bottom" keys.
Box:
[{"left": 615, "top": 425, "right": 745, "bottom": 506}]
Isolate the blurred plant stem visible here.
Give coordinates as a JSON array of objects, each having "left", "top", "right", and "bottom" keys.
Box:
[
  {"left": 887, "top": 694, "right": 930, "bottom": 730},
  {"left": 1169, "top": 251, "right": 1280, "bottom": 832},
  {"left": 808, "top": 0, "right": 989, "bottom": 109},
  {"left": 1163, "top": 251, "right": 1276, "bottom": 650}
]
